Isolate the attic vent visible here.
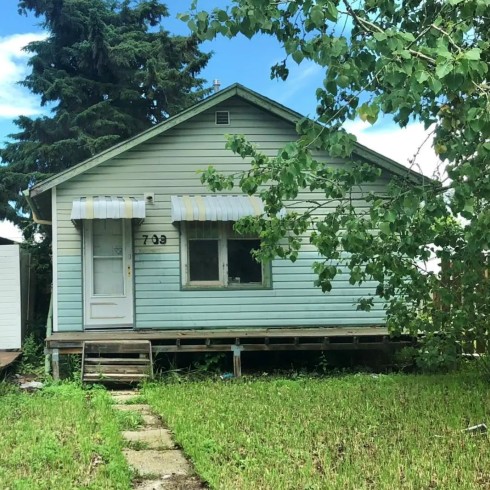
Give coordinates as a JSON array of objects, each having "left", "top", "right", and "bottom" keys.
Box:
[{"left": 215, "top": 111, "right": 230, "bottom": 125}]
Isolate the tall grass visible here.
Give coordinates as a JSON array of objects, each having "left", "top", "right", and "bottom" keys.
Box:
[
  {"left": 145, "top": 373, "right": 490, "bottom": 489},
  {"left": 0, "top": 383, "right": 131, "bottom": 489}
]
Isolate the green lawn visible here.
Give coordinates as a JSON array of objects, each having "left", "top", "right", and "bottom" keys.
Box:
[
  {"left": 144, "top": 373, "right": 490, "bottom": 490},
  {"left": 0, "top": 383, "right": 132, "bottom": 489}
]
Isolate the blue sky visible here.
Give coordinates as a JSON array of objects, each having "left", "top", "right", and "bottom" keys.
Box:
[{"left": 0, "top": 0, "right": 439, "bottom": 240}]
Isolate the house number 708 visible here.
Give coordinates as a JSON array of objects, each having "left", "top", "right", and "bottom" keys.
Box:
[{"left": 143, "top": 234, "right": 167, "bottom": 245}]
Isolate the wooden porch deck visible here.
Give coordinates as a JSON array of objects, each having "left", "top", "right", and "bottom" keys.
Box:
[
  {"left": 47, "top": 326, "right": 413, "bottom": 353},
  {"left": 47, "top": 327, "right": 415, "bottom": 379}
]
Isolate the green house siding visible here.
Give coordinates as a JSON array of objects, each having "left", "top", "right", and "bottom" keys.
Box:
[
  {"left": 54, "top": 96, "right": 388, "bottom": 331},
  {"left": 57, "top": 255, "right": 83, "bottom": 331},
  {"left": 133, "top": 251, "right": 385, "bottom": 329}
]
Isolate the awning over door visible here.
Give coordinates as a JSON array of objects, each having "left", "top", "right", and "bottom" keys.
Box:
[
  {"left": 171, "top": 195, "right": 266, "bottom": 222},
  {"left": 71, "top": 196, "right": 146, "bottom": 220}
]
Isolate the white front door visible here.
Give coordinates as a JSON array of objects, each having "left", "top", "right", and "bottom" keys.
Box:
[{"left": 83, "top": 219, "right": 134, "bottom": 329}]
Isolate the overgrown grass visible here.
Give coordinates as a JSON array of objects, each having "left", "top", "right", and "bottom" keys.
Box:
[
  {"left": 0, "top": 383, "right": 132, "bottom": 489},
  {"left": 144, "top": 373, "right": 490, "bottom": 489}
]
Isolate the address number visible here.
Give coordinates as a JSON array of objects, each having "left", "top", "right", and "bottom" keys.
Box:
[{"left": 143, "top": 234, "right": 167, "bottom": 245}]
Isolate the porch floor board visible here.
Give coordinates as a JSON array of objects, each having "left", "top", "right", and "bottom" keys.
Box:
[{"left": 45, "top": 326, "right": 409, "bottom": 354}]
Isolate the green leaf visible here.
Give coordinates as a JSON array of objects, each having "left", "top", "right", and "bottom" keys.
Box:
[
  {"left": 325, "top": 1, "right": 338, "bottom": 21},
  {"left": 217, "top": 10, "right": 229, "bottom": 22},
  {"left": 310, "top": 5, "right": 324, "bottom": 27},
  {"left": 292, "top": 50, "right": 304, "bottom": 64},
  {"left": 373, "top": 32, "right": 387, "bottom": 41},
  {"left": 403, "top": 195, "right": 419, "bottom": 215},
  {"left": 386, "top": 210, "right": 397, "bottom": 223},
  {"left": 415, "top": 70, "right": 429, "bottom": 83},
  {"left": 463, "top": 198, "right": 475, "bottom": 214},
  {"left": 462, "top": 48, "right": 481, "bottom": 61},
  {"left": 428, "top": 77, "right": 442, "bottom": 94},
  {"left": 197, "top": 11, "right": 208, "bottom": 22},
  {"left": 435, "top": 62, "right": 453, "bottom": 78},
  {"left": 337, "top": 75, "right": 349, "bottom": 88},
  {"left": 379, "top": 222, "right": 392, "bottom": 235},
  {"left": 358, "top": 102, "right": 379, "bottom": 124},
  {"left": 325, "top": 80, "right": 337, "bottom": 95}
]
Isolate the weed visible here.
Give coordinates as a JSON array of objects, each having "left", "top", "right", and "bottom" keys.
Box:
[
  {"left": 125, "top": 440, "right": 150, "bottom": 450},
  {"left": 123, "top": 395, "right": 147, "bottom": 405},
  {"left": 17, "top": 333, "right": 44, "bottom": 376},
  {"left": 114, "top": 409, "right": 144, "bottom": 430},
  {"left": 415, "top": 333, "right": 461, "bottom": 372}
]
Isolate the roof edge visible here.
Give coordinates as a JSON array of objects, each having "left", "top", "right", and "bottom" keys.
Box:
[
  {"left": 29, "top": 84, "right": 242, "bottom": 198},
  {"left": 28, "top": 83, "right": 429, "bottom": 198}
]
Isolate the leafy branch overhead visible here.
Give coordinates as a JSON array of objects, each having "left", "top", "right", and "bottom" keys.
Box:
[{"left": 185, "top": 0, "right": 489, "bottom": 354}]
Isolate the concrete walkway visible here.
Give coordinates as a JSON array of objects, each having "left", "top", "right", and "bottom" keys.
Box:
[{"left": 111, "top": 391, "right": 205, "bottom": 490}]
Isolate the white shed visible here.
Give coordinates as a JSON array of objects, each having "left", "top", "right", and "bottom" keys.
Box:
[{"left": 0, "top": 239, "right": 29, "bottom": 350}]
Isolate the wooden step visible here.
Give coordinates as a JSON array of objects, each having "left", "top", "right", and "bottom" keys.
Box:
[
  {"left": 83, "top": 373, "right": 149, "bottom": 382},
  {"left": 84, "top": 341, "right": 151, "bottom": 355},
  {"left": 84, "top": 364, "right": 150, "bottom": 375},
  {"left": 81, "top": 340, "right": 153, "bottom": 384},
  {"left": 85, "top": 357, "right": 150, "bottom": 365}
]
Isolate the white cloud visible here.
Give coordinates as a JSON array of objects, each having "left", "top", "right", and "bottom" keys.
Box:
[
  {"left": 0, "top": 32, "right": 47, "bottom": 120},
  {"left": 0, "top": 220, "right": 22, "bottom": 242},
  {"left": 271, "top": 62, "right": 324, "bottom": 108},
  {"left": 344, "top": 119, "right": 444, "bottom": 179}
]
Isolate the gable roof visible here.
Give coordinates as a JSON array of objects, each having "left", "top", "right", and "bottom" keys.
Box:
[{"left": 29, "top": 83, "right": 427, "bottom": 199}]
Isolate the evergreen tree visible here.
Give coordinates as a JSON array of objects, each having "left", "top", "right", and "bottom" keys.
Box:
[{"left": 0, "top": 0, "right": 211, "bottom": 222}]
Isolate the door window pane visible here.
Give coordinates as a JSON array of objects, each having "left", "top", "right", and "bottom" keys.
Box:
[
  {"left": 93, "top": 220, "right": 123, "bottom": 257},
  {"left": 93, "top": 257, "right": 124, "bottom": 294},
  {"left": 189, "top": 240, "right": 219, "bottom": 281},
  {"left": 228, "top": 239, "right": 262, "bottom": 284}
]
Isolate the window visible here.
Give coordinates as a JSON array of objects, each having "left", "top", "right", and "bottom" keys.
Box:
[{"left": 181, "top": 222, "right": 269, "bottom": 288}]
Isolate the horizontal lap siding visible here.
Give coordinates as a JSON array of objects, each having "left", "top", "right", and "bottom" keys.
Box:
[
  {"left": 57, "top": 256, "right": 83, "bottom": 330},
  {"left": 134, "top": 252, "right": 385, "bottom": 329},
  {"left": 56, "top": 97, "right": 388, "bottom": 330},
  {"left": 0, "top": 245, "right": 21, "bottom": 348}
]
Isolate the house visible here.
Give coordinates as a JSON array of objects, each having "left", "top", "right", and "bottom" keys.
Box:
[
  {"left": 0, "top": 235, "right": 32, "bottom": 367},
  {"left": 25, "top": 84, "right": 419, "bottom": 379}
]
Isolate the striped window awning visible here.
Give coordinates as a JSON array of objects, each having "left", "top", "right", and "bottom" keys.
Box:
[
  {"left": 171, "top": 195, "right": 266, "bottom": 222},
  {"left": 71, "top": 196, "right": 146, "bottom": 220}
]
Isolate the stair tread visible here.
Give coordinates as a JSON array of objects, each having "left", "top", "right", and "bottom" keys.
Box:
[
  {"left": 85, "top": 358, "right": 150, "bottom": 364},
  {"left": 83, "top": 340, "right": 151, "bottom": 345},
  {"left": 83, "top": 373, "right": 149, "bottom": 379}
]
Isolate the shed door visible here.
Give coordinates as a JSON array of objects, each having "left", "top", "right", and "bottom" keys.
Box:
[{"left": 83, "top": 220, "right": 133, "bottom": 329}]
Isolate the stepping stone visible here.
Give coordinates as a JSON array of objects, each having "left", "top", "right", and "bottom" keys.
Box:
[
  {"left": 134, "top": 475, "right": 204, "bottom": 489},
  {"left": 111, "top": 390, "right": 138, "bottom": 397},
  {"left": 112, "top": 393, "right": 138, "bottom": 403},
  {"left": 134, "top": 480, "right": 170, "bottom": 490},
  {"left": 141, "top": 414, "right": 161, "bottom": 427},
  {"left": 123, "top": 428, "right": 174, "bottom": 449},
  {"left": 113, "top": 404, "right": 151, "bottom": 414},
  {"left": 123, "top": 449, "right": 191, "bottom": 477}
]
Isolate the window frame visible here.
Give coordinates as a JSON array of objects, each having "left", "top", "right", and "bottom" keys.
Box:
[{"left": 180, "top": 222, "right": 271, "bottom": 290}]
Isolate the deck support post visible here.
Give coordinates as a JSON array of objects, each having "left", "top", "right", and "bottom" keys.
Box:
[
  {"left": 231, "top": 345, "right": 243, "bottom": 378},
  {"left": 52, "top": 349, "right": 60, "bottom": 380}
]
